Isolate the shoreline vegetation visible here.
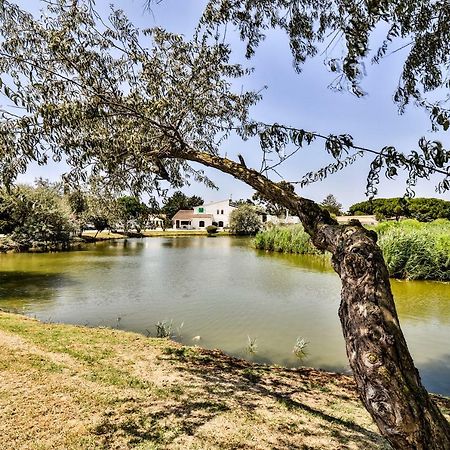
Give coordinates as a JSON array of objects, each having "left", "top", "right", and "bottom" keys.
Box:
[
  {"left": 253, "top": 219, "right": 450, "bottom": 281},
  {"left": 0, "top": 229, "right": 231, "bottom": 253},
  {"left": 1, "top": 311, "right": 448, "bottom": 449}
]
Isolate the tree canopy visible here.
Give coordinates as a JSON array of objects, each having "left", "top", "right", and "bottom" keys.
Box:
[
  {"left": 349, "top": 197, "right": 450, "bottom": 221},
  {"left": 0, "top": 0, "right": 449, "bottom": 198},
  {"left": 320, "top": 194, "right": 343, "bottom": 216}
]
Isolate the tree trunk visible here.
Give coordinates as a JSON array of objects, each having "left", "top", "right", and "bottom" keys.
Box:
[
  {"left": 330, "top": 221, "right": 450, "bottom": 449},
  {"left": 166, "top": 147, "right": 450, "bottom": 449}
]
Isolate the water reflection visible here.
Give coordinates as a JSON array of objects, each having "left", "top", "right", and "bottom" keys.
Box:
[{"left": 0, "top": 236, "right": 449, "bottom": 395}]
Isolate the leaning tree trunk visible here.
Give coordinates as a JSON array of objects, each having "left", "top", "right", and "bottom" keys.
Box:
[
  {"left": 164, "top": 146, "right": 450, "bottom": 448},
  {"left": 328, "top": 221, "right": 450, "bottom": 449}
]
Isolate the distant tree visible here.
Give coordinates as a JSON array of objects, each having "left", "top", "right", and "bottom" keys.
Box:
[
  {"left": 0, "top": 184, "right": 75, "bottom": 248},
  {"left": 349, "top": 198, "right": 450, "bottom": 222},
  {"left": 252, "top": 181, "right": 295, "bottom": 216},
  {"left": 0, "top": 190, "right": 15, "bottom": 234},
  {"left": 84, "top": 189, "right": 120, "bottom": 236},
  {"left": 162, "top": 191, "right": 203, "bottom": 219},
  {"left": 320, "top": 194, "right": 343, "bottom": 216},
  {"left": 229, "top": 204, "right": 262, "bottom": 235},
  {"left": 67, "top": 189, "right": 87, "bottom": 236},
  {"left": 117, "top": 196, "right": 149, "bottom": 232}
]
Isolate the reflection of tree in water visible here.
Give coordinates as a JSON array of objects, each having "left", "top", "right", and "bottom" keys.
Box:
[
  {"left": 104, "top": 239, "right": 146, "bottom": 255},
  {"left": 392, "top": 280, "right": 450, "bottom": 325},
  {"left": 0, "top": 271, "right": 73, "bottom": 310},
  {"left": 256, "top": 250, "right": 334, "bottom": 274},
  {"left": 416, "top": 354, "right": 450, "bottom": 396}
]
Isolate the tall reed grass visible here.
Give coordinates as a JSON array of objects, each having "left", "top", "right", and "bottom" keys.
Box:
[
  {"left": 253, "top": 224, "right": 323, "bottom": 255},
  {"left": 253, "top": 220, "right": 450, "bottom": 281},
  {"left": 373, "top": 219, "right": 450, "bottom": 281}
]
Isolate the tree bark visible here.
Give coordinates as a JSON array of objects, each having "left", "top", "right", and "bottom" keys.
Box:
[{"left": 166, "top": 147, "right": 450, "bottom": 449}]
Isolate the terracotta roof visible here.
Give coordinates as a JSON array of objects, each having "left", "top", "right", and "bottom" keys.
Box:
[
  {"left": 172, "top": 210, "right": 194, "bottom": 221},
  {"left": 192, "top": 214, "right": 213, "bottom": 219}
]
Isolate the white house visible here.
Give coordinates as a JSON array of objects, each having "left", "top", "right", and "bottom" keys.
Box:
[{"left": 172, "top": 199, "right": 236, "bottom": 230}]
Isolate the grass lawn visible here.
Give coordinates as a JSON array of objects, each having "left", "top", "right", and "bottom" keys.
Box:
[{"left": 1, "top": 312, "right": 449, "bottom": 449}]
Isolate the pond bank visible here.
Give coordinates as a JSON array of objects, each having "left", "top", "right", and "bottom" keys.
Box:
[
  {"left": 0, "top": 230, "right": 232, "bottom": 253},
  {"left": 0, "top": 312, "right": 448, "bottom": 449}
]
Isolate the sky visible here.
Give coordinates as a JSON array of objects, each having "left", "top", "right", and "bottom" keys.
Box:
[{"left": 13, "top": 0, "right": 450, "bottom": 210}]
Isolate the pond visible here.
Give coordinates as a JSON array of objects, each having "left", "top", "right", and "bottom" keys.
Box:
[{"left": 1, "top": 237, "right": 449, "bottom": 395}]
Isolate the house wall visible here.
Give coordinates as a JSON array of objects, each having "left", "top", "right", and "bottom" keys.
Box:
[
  {"left": 194, "top": 200, "right": 235, "bottom": 227},
  {"left": 191, "top": 217, "right": 213, "bottom": 229}
]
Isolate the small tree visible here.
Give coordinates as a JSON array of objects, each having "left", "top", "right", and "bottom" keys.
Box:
[
  {"left": 0, "top": 184, "right": 75, "bottom": 248},
  {"left": 320, "top": 194, "right": 343, "bottom": 216},
  {"left": 67, "top": 189, "right": 87, "bottom": 236},
  {"left": 116, "top": 196, "right": 149, "bottom": 233},
  {"left": 229, "top": 205, "right": 262, "bottom": 235}
]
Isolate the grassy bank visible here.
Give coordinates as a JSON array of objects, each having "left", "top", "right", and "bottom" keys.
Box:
[
  {"left": 83, "top": 230, "right": 231, "bottom": 239},
  {"left": 254, "top": 220, "right": 450, "bottom": 281},
  {"left": 5, "top": 312, "right": 445, "bottom": 449}
]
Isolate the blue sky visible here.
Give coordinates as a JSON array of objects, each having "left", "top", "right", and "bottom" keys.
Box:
[{"left": 16, "top": 0, "right": 449, "bottom": 209}]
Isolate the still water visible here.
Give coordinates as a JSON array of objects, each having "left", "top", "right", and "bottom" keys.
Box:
[{"left": 1, "top": 237, "right": 449, "bottom": 395}]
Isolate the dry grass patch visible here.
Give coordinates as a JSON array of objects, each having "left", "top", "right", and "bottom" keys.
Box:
[{"left": 0, "top": 312, "right": 448, "bottom": 449}]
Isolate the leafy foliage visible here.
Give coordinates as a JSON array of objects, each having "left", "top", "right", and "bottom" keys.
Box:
[
  {"left": 0, "top": 1, "right": 258, "bottom": 192},
  {"left": 201, "top": 0, "right": 450, "bottom": 129},
  {"left": 320, "top": 194, "right": 342, "bottom": 216},
  {"left": 116, "top": 196, "right": 149, "bottom": 232},
  {"left": 349, "top": 197, "right": 450, "bottom": 222},
  {"left": 161, "top": 191, "right": 203, "bottom": 219},
  {"left": 0, "top": 183, "right": 75, "bottom": 249},
  {"left": 0, "top": 1, "right": 448, "bottom": 201},
  {"left": 229, "top": 204, "right": 262, "bottom": 235}
]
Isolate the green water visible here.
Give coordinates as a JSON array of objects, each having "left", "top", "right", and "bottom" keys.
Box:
[{"left": 1, "top": 237, "right": 449, "bottom": 395}]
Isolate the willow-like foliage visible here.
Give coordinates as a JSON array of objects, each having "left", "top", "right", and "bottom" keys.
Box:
[{"left": 0, "top": 0, "right": 259, "bottom": 193}]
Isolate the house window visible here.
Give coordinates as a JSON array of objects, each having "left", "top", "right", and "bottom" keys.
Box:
[
  {"left": 221, "top": 210, "right": 224, "bottom": 214},
  {"left": 198, "top": 207, "right": 204, "bottom": 213},
  {"left": 218, "top": 221, "right": 224, "bottom": 227},
  {"left": 217, "top": 209, "right": 220, "bottom": 214},
  {"left": 199, "top": 221, "right": 205, "bottom": 227}
]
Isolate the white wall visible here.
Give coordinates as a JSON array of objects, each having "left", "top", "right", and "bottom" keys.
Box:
[
  {"left": 191, "top": 217, "right": 213, "bottom": 229},
  {"left": 194, "top": 200, "right": 236, "bottom": 227}
]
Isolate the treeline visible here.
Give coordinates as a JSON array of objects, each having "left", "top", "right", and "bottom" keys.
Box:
[
  {"left": 349, "top": 197, "right": 450, "bottom": 221},
  {"left": 0, "top": 180, "right": 162, "bottom": 252},
  {"left": 254, "top": 220, "right": 450, "bottom": 281}
]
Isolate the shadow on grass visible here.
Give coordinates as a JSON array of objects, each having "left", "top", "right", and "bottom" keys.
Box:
[{"left": 94, "top": 345, "right": 393, "bottom": 449}]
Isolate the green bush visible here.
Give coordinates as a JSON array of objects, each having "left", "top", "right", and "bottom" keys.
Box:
[
  {"left": 206, "top": 225, "right": 218, "bottom": 235},
  {"left": 229, "top": 205, "right": 262, "bottom": 236}
]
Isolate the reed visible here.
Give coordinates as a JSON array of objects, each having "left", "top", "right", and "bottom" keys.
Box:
[{"left": 253, "top": 220, "right": 450, "bottom": 281}]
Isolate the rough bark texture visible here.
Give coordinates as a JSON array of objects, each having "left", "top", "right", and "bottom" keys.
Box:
[
  {"left": 166, "top": 147, "right": 450, "bottom": 449},
  {"left": 331, "top": 222, "right": 450, "bottom": 450}
]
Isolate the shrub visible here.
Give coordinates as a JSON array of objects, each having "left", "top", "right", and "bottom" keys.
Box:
[
  {"left": 229, "top": 205, "right": 262, "bottom": 236},
  {"left": 206, "top": 225, "right": 218, "bottom": 235},
  {"left": 374, "top": 219, "right": 450, "bottom": 281}
]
